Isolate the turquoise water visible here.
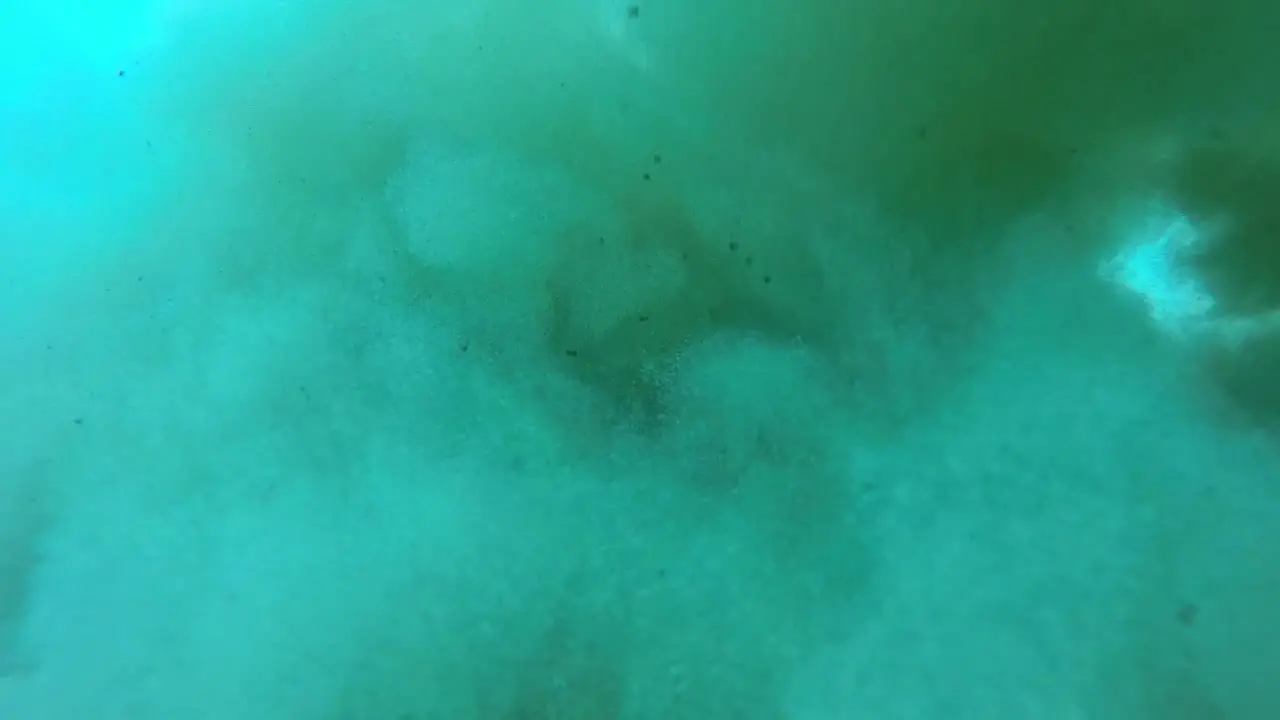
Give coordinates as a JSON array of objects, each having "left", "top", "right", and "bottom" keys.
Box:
[{"left": 2, "top": 1, "right": 1279, "bottom": 718}]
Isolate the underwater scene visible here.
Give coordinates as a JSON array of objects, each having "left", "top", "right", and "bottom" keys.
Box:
[{"left": 2, "top": 1, "right": 1279, "bottom": 717}]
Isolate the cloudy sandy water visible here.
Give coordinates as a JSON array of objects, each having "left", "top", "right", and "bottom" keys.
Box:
[{"left": 2, "top": 1, "right": 1280, "bottom": 718}]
